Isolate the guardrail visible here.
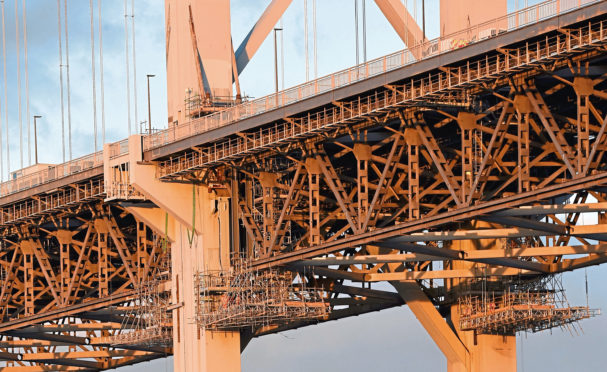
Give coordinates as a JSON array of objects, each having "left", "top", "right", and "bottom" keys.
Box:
[
  {"left": 142, "top": 0, "right": 599, "bottom": 152},
  {"left": 0, "top": 151, "right": 104, "bottom": 198},
  {"left": 109, "top": 139, "right": 129, "bottom": 159},
  {"left": 0, "top": 178, "right": 105, "bottom": 224}
]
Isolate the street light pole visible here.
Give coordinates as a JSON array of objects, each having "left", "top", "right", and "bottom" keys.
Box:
[
  {"left": 33, "top": 115, "right": 42, "bottom": 164},
  {"left": 273, "top": 28, "right": 282, "bottom": 97},
  {"left": 147, "top": 74, "right": 156, "bottom": 135}
]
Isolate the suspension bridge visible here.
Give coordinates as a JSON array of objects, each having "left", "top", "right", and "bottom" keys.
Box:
[{"left": 0, "top": 0, "right": 605, "bottom": 371}]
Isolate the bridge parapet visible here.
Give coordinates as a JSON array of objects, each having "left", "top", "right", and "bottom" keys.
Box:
[
  {"left": 103, "top": 138, "right": 143, "bottom": 201},
  {"left": 143, "top": 0, "right": 602, "bottom": 155}
]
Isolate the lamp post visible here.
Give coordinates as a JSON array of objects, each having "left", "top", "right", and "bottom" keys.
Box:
[
  {"left": 33, "top": 115, "right": 42, "bottom": 164},
  {"left": 147, "top": 74, "right": 155, "bottom": 135},
  {"left": 273, "top": 28, "right": 282, "bottom": 97}
]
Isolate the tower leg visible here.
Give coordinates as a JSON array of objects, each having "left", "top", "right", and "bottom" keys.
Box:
[
  {"left": 449, "top": 232, "right": 516, "bottom": 372},
  {"left": 392, "top": 222, "right": 517, "bottom": 372},
  {"left": 172, "top": 222, "right": 240, "bottom": 372},
  {"left": 127, "top": 135, "right": 241, "bottom": 372}
]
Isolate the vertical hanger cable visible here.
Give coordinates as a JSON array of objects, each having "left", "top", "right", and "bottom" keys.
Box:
[
  {"left": 131, "top": 0, "right": 138, "bottom": 132},
  {"left": 304, "top": 0, "right": 309, "bottom": 81},
  {"left": 98, "top": 0, "right": 105, "bottom": 145},
  {"left": 22, "top": 0, "right": 29, "bottom": 165},
  {"left": 90, "top": 0, "right": 98, "bottom": 152},
  {"left": 56, "top": 0, "right": 66, "bottom": 163},
  {"left": 64, "top": 0, "right": 73, "bottom": 161}
]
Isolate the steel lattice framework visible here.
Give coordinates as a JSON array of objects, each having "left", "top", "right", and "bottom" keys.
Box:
[{"left": 0, "top": 1, "right": 605, "bottom": 371}]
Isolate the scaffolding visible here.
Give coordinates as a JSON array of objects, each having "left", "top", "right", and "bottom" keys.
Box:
[
  {"left": 458, "top": 276, "right": 599, "bottom": 335},
  {"left": 109, "top": 248, "right": 173, "bottom": 346},
  {"left": 184, "top": 93, "right": 243, "bottom": 118},
  {"left": 195, "top": 257, "right": 328, "bottom": 331}
]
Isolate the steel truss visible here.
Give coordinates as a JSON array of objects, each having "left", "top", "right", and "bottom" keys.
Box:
[
  {"left": 0, "top": 202, "right": 172, "bottom": 370},
  {"left": 154, "top": 10, "right": 607, "bottom": 337},
  {"left": 1, "top": 5, "right": 607, "bottom": 371}
]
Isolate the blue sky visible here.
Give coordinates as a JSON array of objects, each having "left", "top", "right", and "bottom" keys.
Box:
[{"left": 0, "top": 0, "right": 604, "bottom": 371}]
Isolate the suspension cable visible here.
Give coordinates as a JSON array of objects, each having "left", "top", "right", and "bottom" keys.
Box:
[
  {"left": 304, "top": 0, "right": 308, "bottom": 81},
  {"left": 14, "top": 0, "right": 22, "bottom": 169},
  {"left": 56, "top": 0, "right": 66, "bottom": 163},
  {"left": 355, "top": 0, "right": 359, "bottom": 66},
  {"left": 22, "top": 0, "right": 29, "bottom": 165},
  {"left": 313, "top": 0, "right": 317, "bottom": 78},
  {"left": 64, "top": 0, "right": 72, "bottom": 161},
  {"left": 98, "top": 0, "right": 105, "bottom": 145},
  {"left": 89, "top": 0, "right": 98, "bottom": 153},
  {"left": 124, "top": 0, "right": 131, "bottom": 135},
  {"left": 131, "top": 0, "right": 138, "bottom": 133},
  {"left": 3, "top": 0, "right": 9, "bottom": 176},
  {"left": 362, "top": 0, "right": 366, "bottom": 62}
]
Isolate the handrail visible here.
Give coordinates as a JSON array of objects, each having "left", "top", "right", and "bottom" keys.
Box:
[
  {"left": 0, "top": 151, "right": 104, "bottom": 198},
  {"left": 109, "top": 138, "right": 130, "bottom": 159},
  {"left": 142, "top": 0, "right": 599, "bottom": 152}
]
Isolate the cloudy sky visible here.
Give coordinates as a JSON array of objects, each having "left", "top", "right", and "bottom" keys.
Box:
[{"left": 0, "top": 0, "right": 604, "bottom": 371}]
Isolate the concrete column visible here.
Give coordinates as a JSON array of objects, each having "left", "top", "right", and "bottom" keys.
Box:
[
  {"left": 392, "top": 221, "right": 517, "bottom": 372},
  {"left": 125, "top": 135, "right": 241, "bottom": 372},
  {"left": 447, "top": 222, "right": 517, "bottom": 372},
  {"left": 171, "top": 221, "right": 239, "bottom": 372}
]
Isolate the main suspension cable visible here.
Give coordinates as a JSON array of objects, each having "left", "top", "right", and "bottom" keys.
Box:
[
  {"left": 98, "top": 0, "right": 105, "bottom": 145},
  {"left": 56, "top": 0, "right": 66, "bottom": 163},
  {"left": 14, "top": 0, "right": 22, "bottom": 169},
  {"left": 22, "top": 0, "right": 30, "bottom": 165},
  {"left": 90, "top": 0, "right": 98, "bottom": 153},
  {"left": 64, "top": 0, "right": 72, "bottom": 161}
]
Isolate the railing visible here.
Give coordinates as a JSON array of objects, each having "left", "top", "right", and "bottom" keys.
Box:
[
  {"left": 156, "top": 15, "right": 607, "bottom": 178},
  {"left": 0, "top": 178, "right": 105, "bottom": 224},
  {"left": 109, "top": 139, "right": 130, "bottom": 159},
  {"left": 142, "top": 0, "right": 601, "bottom": 152},
  {"left": 0, "top": 136, "right": 129, "bottom": 199},
  {"left": 0, "top": 151, "right": 104, "bottom": 198}
]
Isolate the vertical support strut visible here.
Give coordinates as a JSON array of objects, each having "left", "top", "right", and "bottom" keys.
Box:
[
  {"left": 573, "top": 76, "right": 593, "bottom": 174},
  {"left": 457, "top": 112, "right": 477, "bottom": 204},
  {"left": 354, "top": 143, "right": 371, "bottom": 230},
  {"left": 244, "top": 177, "right": 255, "bottom": 258},
  {"left": 136, "top": 221, "right": 149, "bottom": 285},
  {"left": 517, "top": 113, "right": 530, "bottom": 192},
  {"left": 23, "top": 249, "right": 34, "bottom": 316},
  {"left": 259, "top": 172, "right": 277, "bottom": 256},
  {"left": 306, "top": 158, "right": 322, "bottom": 246},
  {"left": 404, "top": 127, "right": 421, "bottom": 220},
  {"left": 95, "top": 219, "right": 110, "bottom": 298},
  {"left": 57, "top": 229, "right": 72, "bottom": 305},
  {"left": 514, "top": 94, "right": 532, "bottom": 192}
]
